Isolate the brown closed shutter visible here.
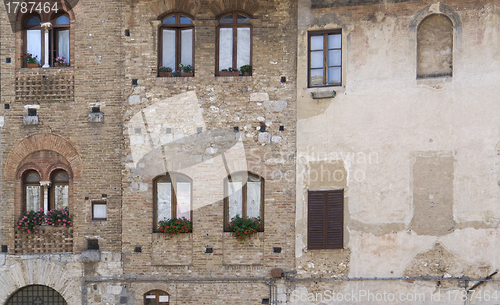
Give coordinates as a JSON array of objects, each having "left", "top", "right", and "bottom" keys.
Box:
[{"left": 308, "top": 190, "right": 343, "bottom": 249}]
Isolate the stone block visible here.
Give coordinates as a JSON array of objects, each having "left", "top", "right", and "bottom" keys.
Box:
[{"left": 80, "top": 250, "right": 101, "bottom": 263}]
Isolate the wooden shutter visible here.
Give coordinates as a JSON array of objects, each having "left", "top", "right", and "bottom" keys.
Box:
[{"left": 308, "top": 190, "right": 343, "bottom": 249}]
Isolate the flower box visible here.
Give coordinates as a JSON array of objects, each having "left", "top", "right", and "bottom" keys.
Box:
[
  {"left": 26, "top": 63, "right": 39, "bottom": 68},
  {"left": 55, "top": 63, "right": 67, "bottom": 67},
  {"left": 159, "top": 72, "right": 172, "bottom": 77},
  {"left": 181, "top": 72, "right": 194, "bottom": 77},
  {"left": 219, "top": 71, "right": 239, "bottom": 77},
  {"left": 242, "top": 72, "right": 251, "bottom": 76}
]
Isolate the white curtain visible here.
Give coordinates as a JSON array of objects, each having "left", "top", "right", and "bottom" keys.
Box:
[
  {"left": 228, "top": 181, "right": 242, "bottom": 220},
  {"left": 180, "top": 29, "right": 193, "bottom": 66},
  {"left": 246, "top": 181, "right": 261, "bottom": 218},
  {"left": 93, "top": 203, "right": 107, "bottom": 219},
  {"left": 58, "top": 30, "right": 70, "bottom": 64},
  {"left": 26, "top": 186, "right": 40, "bottom": 211},
  {"left": 237, "top": 28, "right": 250, "bottom": 69},
  {"left": 219, "top": 28, "right": 233, "bottom": 70},
  {"left": 54, "top": 185, "right": 69, "bottom": 209},
  {"left": 162, "top": 30, "right": 176, "bottom": 70},
  {"left": 157, "top": 182, "right": 172, "bottom": 223},
  {"left": 176, "top": 181, "right": 191, "bottom": 220},
  {"left": 26, "top": 30, "right": 41, "bottom": 63}
]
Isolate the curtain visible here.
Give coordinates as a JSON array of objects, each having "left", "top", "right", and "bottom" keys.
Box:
[
  {"left": 180, "top": 29, "right": 192, "bottom": 66},
  {"left": 57, "top": 30, "right": 70, "bottom": 63},
  {"left": 162, "top": 30, "right": 176, "bottom": 70},
  {"left": 26, "top": 30, "right": 41, "bottom": 63},
  {"left": 237, "top": 28, "right": 250, "bottom": 69},
  {"left": 219, "top": 28, "right": 233, "bottom": 70}
]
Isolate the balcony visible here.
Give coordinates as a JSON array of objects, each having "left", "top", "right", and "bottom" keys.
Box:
[{"left": 14, "top": 226, "right": 73, "bottom": 254}]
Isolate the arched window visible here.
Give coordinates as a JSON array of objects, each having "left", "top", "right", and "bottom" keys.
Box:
[
  {"left": 23, "top": 171, "right": 41, "bottom": 212},
  {"left": 51, "top": 170, "right": 69, "bottom": 209},
  {"left": 52, "top": 14, "right": 70, "bottom": 66},
  {"left": 159, "top": 13, "right": 194, "bottom": 74},
  {"left": 216, "top": 12, "right": 252, "bottom": 75},
  {"left": 224, "top": 172, "right": 264, "bottom": 230},
  {"left": 21, "top": 10, "right": 71, "bottom": 67},
  {"left": 144, "top": 290, "right": 169, "bottom": 305},
  {"left": 6, "top": 285, "right": 67, "bottom": 305},
  {"left": 417, "top": 14, "right": 453, "bottom": 78},
  {"left": 153, "top": 173, "right": 192, "bottom": 232},
  {"left": 23, "top": 15, "right": 42, "bottom": 64}
]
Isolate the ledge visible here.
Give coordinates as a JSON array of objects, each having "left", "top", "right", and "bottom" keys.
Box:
[{"left": 311, "top": 90, "right": 336, "bottom": 99}]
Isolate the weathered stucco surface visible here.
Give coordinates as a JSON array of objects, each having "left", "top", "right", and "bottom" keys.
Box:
[{"left": 296, "top": 0, "right": 500, "bottom": 302}]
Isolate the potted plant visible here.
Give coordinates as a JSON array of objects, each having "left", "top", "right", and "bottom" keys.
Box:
[
  {"left": 219, "top": 67, "right": 239, "bottom": 77},
  {"left": 179, "top": 63, "right": 193, "bottom": 77},
  {"left": 54, "top": 56, "right": 67, "bottom": 67},
  {"left": 172, "top": 69, "right": 182, "bottom": 77},
  {"left": 16, "top": 210, "right": 45, "bottom": 233},
  {"left": 240, "top": 65, "right": 252, "bottom": 76},
  {"left": 20, "top": 53, "right": 39, "bottom": 68},
  {"left": 158, "top": 217, "right": 193, "bottom": 236},
  {"left": 158, "top": 66, "right": 172, "bottom": 77},
  {"left": 226, "top": 215, "right": 262, "bottom": 241},
  {"left": 44, "top": 208, "right": 73, "bottom": 227}
]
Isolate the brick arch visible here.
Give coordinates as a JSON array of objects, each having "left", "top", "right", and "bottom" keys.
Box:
[
  {"left": 150, "top": 0, "right": 201, "bottom": 18},
  {"left": 0, "top": 259, "right": 80, "bottom": 305},
  {"left": 208, "top": 0, "right": 260, "bottom": 17},
  {"left": 5, "top": 133, "right": 82, "bottom": 181}
]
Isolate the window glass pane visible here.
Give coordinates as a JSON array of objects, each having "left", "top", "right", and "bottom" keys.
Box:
[
  {"left": 220, "top": 14, "right": 233, "bottom": 23},
  {"left": 328, "top": 67, "right": 342, "bottom": 85},
  {"left": 180, "top": 16, "right": 192, "bottom": 24},
  {"left": 145, "top": 297, "right": 156, "bottom": 305},
  {"left": 328, "top": 33, "right": 341, "bottom": 49},
  {"left": 27, "top": 16, "right": 40, "bottom": 26},
  {"left": 157, "top": 180, "right": 172, "bottom": 223},
  {"left": 26, "top": 30, "right": 42, "bottom": 63},
  {"left": 310, "top": 35, "right": 323, "bottom": 50},
  {"left": 237, "top": 15, "right": 250, "bottom": 23},
  {"left": 176, "top": 179, "right": 191, "bottom": 220},
  {"left": 162, "top": 30, "right": 176, "bottom": 70},
  {"left": 237, "top": 28, "right": 250, "bottom": 69},
  {"left": 181, "top": 29, "right": 193, "bottom": 67},
  {"left": 54, "top": 185, "right": 69, "bottom": 209},
  {"left": 93, "top": 203, "right": 107, "bottom": 219},
  {"left": 310, "top": 51, "right": 323, "bottom": 69},
  {"left": 163, "top": 16, "right": 175, "bottom": 24},
  {"left": 219, "top": 28, "right": 233, "bottom": 70},
  {"left": 228, "top": 181, "right": 242, "bottom": 220},
  {"left": 53, "top": 171, "right": 69, "bottom": 183},
  {"left": 26, "top": 186, "right": 40, "bottom": 211},
  {"left": 159, "top": 295, "right": 169, "bottom": 303},
  {"left": 310, "top": 69, "right": 323, "bottom": 86},
  {"left": 57, "top": 30, "right": 70, "bottom": 64},
  {"left": 55, "top": 16, "right": 70, "bottom": 25},
  {"left": 328, "top": 49, "right": 341, "bottom": 66},
  {"left": 25, "top": 172, "right": 40, "bottom": 183},
  {"left": 246, "top": 180, "right": 261, "bottom": 218}
]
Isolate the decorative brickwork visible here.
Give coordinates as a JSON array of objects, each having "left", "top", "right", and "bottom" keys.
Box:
[
  {"left": 14, "top": 226, "right": 73, "bottom": 254},
  {"left": 15, "top": 69, "right": 75, "bottom": 103}
]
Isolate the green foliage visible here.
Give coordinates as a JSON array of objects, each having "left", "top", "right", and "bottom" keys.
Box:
[
  {"left": 16, "top": 210, "right": 44, "bottom": 233},
  {"left": 179, "top": 63, "right": 193, "bottom": 73},
  {"left": 16, "top": 208, "right": 73, "bottom": 233},
  {"left": 159, "top": 66, "right": 172, "bottom": 72},
  {"left": 158, "top": 217, "right": 193, "bottom": 235},
  {"left": 226, "top": 215, "right": 262, "bottom": 241},
  {"left": 240, "top": 65, "right": 252, "bottom": 73},
  {"left": 20, "top": 53, "right": 38, "bottom": 64}
]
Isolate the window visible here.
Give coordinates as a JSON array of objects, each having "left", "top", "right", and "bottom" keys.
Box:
[
  {"left": 217, "top": 12, "right": 251, "bottom": 74},
  {"left": 6, "top": 285, "right": 67, "bottom": 305},
  {"left": 308, "top": 190, "right": 343, "bottom": 249},
  {"left": 153, "top": 173, "right": 192, "bottom": 232},
  {"left": 92, "top": 200, "right": 107, "bottom": 220},
  {"left": 159, "top": 13, "right": 194, "bottom": 73},
  {"left": 144, "top": 290, "right": 169, "bottom": 305},
  {"left": 417, "top": 14, "right": 453, "bottom": 78},
  {"left": 22, "top": 12, "right": 71, "bottom": 67},
  {"left": 22, "top": 169, "right": 70, "bottom": 213},
  {"left": 224, "top": 172, "right": 264, "bottom": 230},
  {"left": 308, "top": 30, "right": 342, "bottom": 87}
]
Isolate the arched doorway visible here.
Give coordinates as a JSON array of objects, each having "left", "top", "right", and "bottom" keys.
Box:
[{"left": 6, "top": 285, "right": 67, "bottom": 305}]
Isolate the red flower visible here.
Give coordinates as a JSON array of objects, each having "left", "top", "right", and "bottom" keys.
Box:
[{"left": 238, "top": 236, "right": 242, "bottom": 239}]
